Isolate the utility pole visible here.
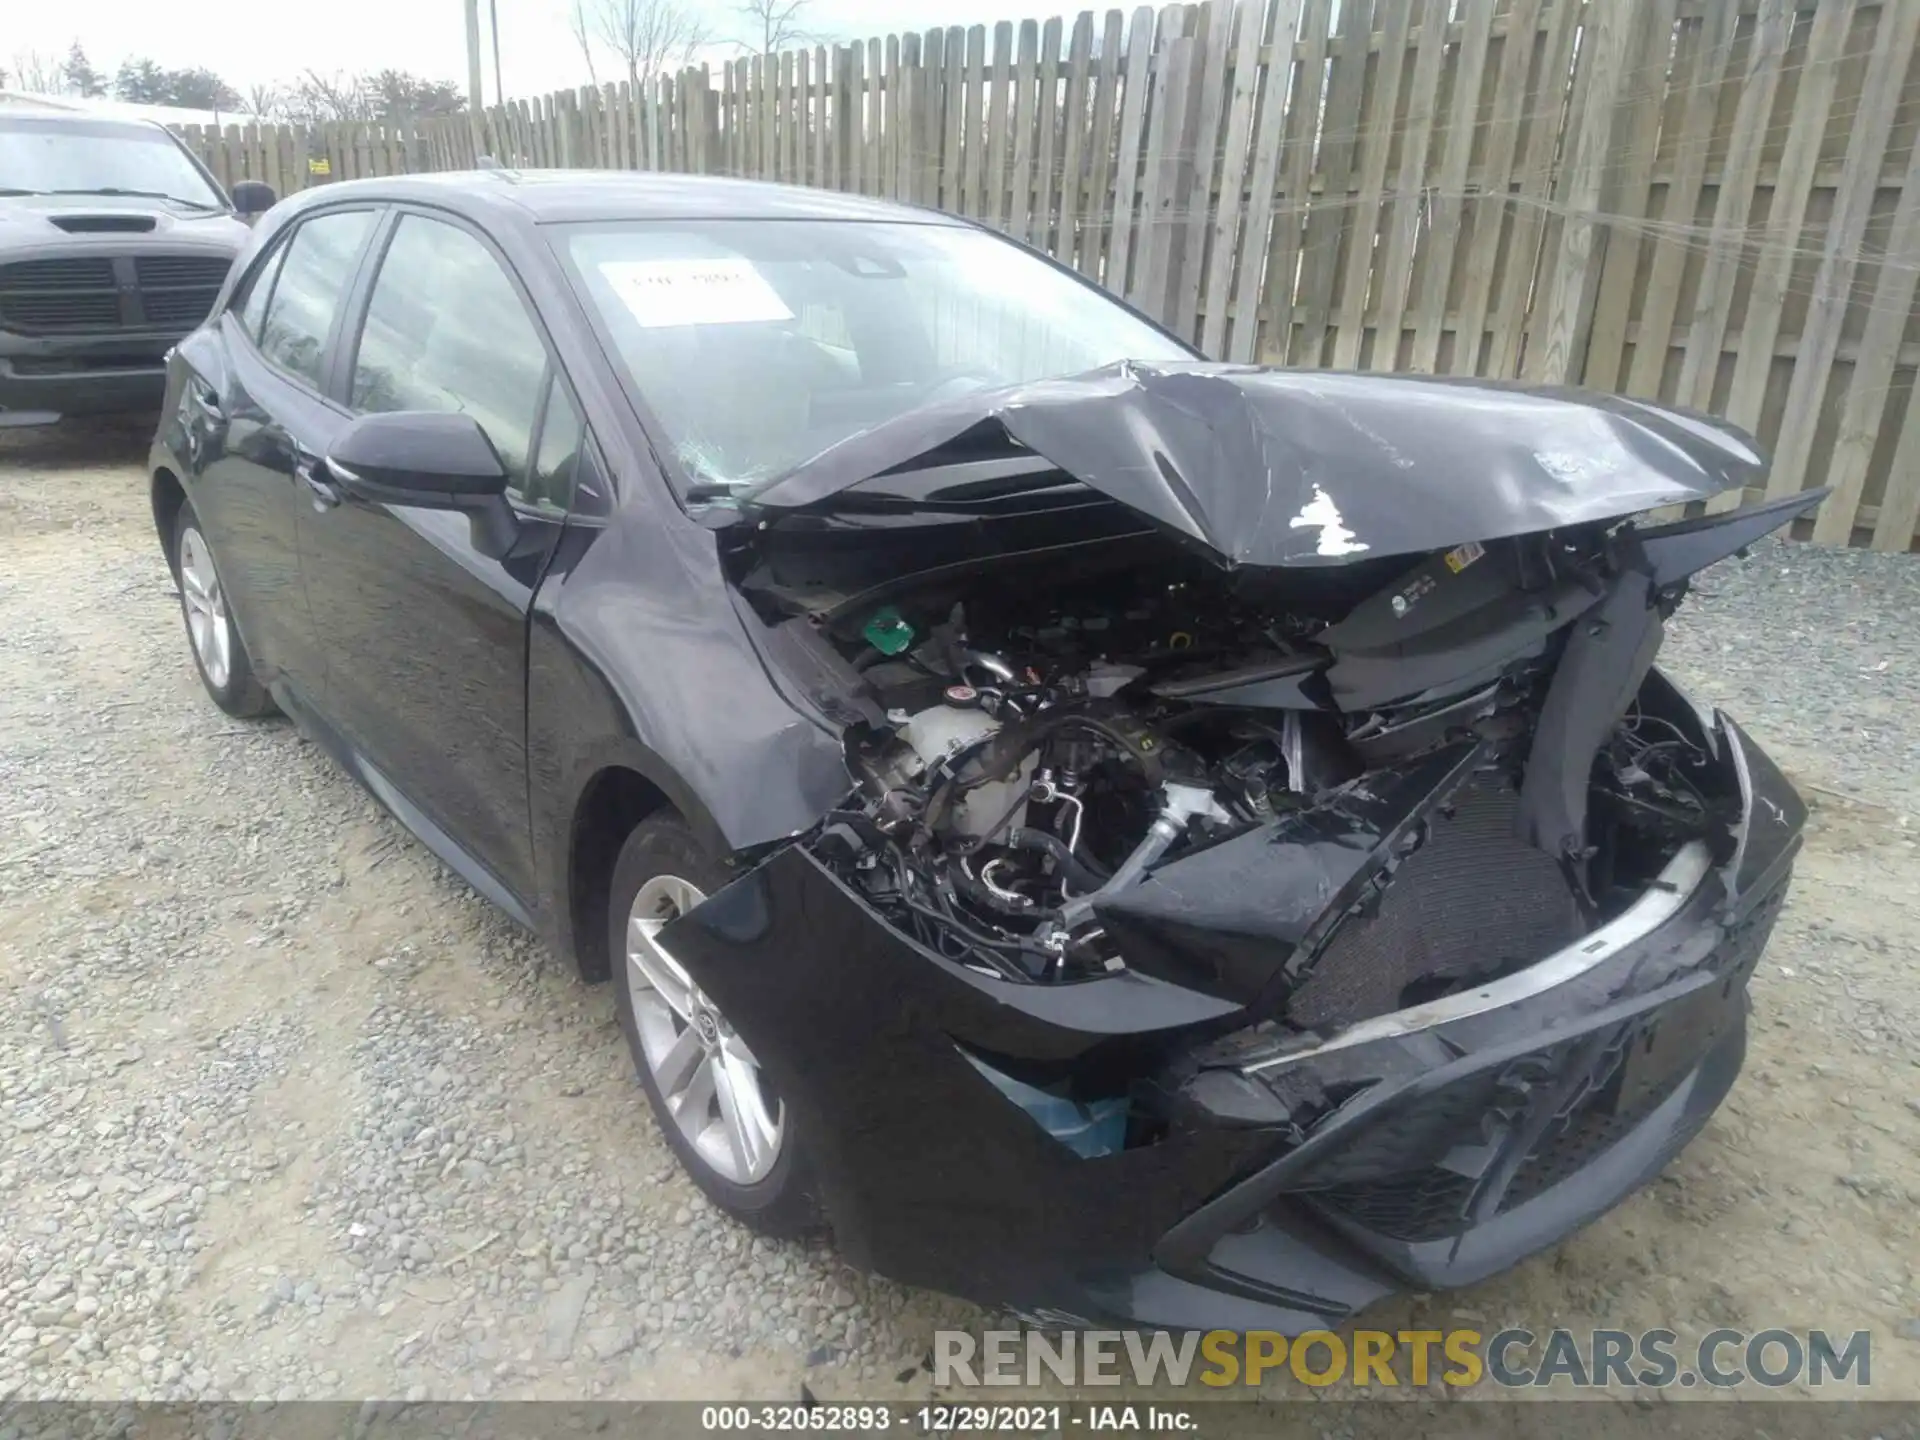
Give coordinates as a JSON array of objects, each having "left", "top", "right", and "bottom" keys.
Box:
[
  {"left": 490, "top": 0, "right": 505, "bottom": 107},
  {"left": 464, "top": 0, "right": 486, "bottom": 161}
]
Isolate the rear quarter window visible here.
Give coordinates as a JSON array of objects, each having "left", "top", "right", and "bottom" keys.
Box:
[{"left": 233, "top": 241, "right": 289, "bottom": 342}]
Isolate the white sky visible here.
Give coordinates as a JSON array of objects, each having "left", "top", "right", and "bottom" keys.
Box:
[{"left": 10, "top": 0, "right": 1085, "bottom": 106}]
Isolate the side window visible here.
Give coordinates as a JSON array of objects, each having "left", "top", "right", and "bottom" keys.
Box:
[
  {"left": 234, "top": 240, "right": 288, "bottom": 341},
  {"left": 526, "top": 381, "right": 581, "bottom": 513},
  {"left": 258, "top": 209, "right": 375, "bottom": 388},
  {"left": 350, "top": 214, "right": 546, "bottom": 488}
]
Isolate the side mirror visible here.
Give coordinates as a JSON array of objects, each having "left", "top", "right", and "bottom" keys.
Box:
[
  {"left": 326, "top": 411, "right": 520, "bottom": 557},
  {"left": 231, "top": 180, "right": 277, "bottom": 217},
  {"left": 327, "top": 410, "right": 507, "bottom": 504}
]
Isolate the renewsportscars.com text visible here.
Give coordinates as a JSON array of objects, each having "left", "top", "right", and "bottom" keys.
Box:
[{"left": 934, "top": 1328, "right": 1873, "bottom": 1390}]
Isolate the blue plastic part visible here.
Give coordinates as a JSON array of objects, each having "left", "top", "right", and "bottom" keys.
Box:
[{"left": 963, "top": 1053, "right": 1128, "bottom": 1159}]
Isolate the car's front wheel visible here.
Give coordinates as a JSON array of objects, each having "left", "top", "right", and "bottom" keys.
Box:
[
  {"left": 609, "top": 813, "right": 821, "bottom": 1236},
  {"left": 172, "top": 503, "right": 275, "bottom": 719}
]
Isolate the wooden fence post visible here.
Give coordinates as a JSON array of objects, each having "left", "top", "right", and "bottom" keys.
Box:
[
  {"left": 920, "top": 29, "right": 946, "bottom": 208},
  {"left": 891, "top": 35, "right": 914, "bottom": 203},
  {"left": 1105, "top": 7, "right": 1153, "bottom": 302},
  {"left": 1871, "top": 385, "right": 1920, "bottom": 552},
  {"left": 1134, "top": 11, "right": 1198, "bottom": 328},
  {"left": 869, "top": 39, "right": 887, "bottom": 197},
  {"left": 1081, "top": 9, "right": 1124, "bottom": 285},
  {"left": 1170, "top": 0, "right": 1232, "bottom": 346},
  {"left": 1522, "top": 0, "right": 1648, "bottom": 384},
  {"left": 832, "top": 45, "right": 852, "bottom": 192},
  {"left": 1255, "top": 0, "right": 1329, "bottom": 366},
  {"left": 1788, "top": 0, "right": 1920, "bottom": 525},
  {"left": 698, "top": 65, "right": 716, "bottom": 174},
  {"left": 1053, "top": 12, "right": 1093, "bottom": 274}
]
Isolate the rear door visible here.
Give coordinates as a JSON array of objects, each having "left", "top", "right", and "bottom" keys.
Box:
[
  {"left": 295, "top": 207, "right": 576, "bottom": 907},
  {"left": 183, "top": 206, "right": 379, "bottom": 696}
]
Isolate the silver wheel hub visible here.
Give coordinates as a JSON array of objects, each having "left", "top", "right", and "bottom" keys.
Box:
[
  {"left": 625, "top": 873, "right": 784, "bottom": 1185},
  {"left": 178, "top": 526, "right": 231, "bottom": 691}
]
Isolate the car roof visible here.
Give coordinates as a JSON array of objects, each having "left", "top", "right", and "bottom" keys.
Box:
[
  {"left": 286, "top": 169, "right": 963, "bottom": 227},
  {"left": 0, "top": 107, "right": 172, "bottom": 138}
]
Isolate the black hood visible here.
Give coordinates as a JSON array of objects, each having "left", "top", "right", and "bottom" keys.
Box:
[
  {"left": 0, "top": 192, "right": 247, "bottom": 248},
  {"left": 742, "top": 362, "right": 1767, "bottom": 567}
]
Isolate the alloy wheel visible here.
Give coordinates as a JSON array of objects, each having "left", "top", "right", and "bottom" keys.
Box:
[
  {"left": 178, "top": 526, "right": 231, "bottom": 691},
  {"left": 625, "top": 873, "right": 785, "bottom": 1184}
]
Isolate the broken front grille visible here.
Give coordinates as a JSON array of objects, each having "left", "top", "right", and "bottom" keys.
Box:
[
  {"left": 1297, "top": 873, "right": 1788, "bottom": 1246},
  {"left": 1308, "top": 1079, "right": 1677, "bottom": 1244},
  {"left": 1287, "top": 776, "right": 1582, "bottom": 1030},
  {"left": 0, "top": 253, "right": 229, "bottom": 335}
]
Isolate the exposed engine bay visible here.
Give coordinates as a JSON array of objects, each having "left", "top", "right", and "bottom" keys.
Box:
[
  {"left": 662, "top": 365, "right": 1812, "bottom": 1328},
  {"left": 746, "top": 514, "right": 1756, "bottom": 1030},
  {"left": 705, "top": 365, "right": 1822, "bottom": 1036}
]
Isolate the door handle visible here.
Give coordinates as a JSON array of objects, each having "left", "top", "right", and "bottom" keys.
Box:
[{"left": 296, "top": 454, "right": 342, "bottom": 508}]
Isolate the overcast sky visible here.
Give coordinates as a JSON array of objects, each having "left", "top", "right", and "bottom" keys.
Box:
[{"left": 10, "top": 0, "right": 1086, "bottom": 103}]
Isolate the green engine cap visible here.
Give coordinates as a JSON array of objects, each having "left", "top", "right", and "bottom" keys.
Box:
[{"left": 863, "top": 605, "right": 915, "bottom": 656}]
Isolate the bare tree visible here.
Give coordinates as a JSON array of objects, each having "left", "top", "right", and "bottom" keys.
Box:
[
  {"left": 285, "top": 69, "right": 371, "bottom": 125},
  {"left": 567, "top": 0, "right": 600, "bottom": 88},
  {"left": 7, "top": 49, "right": 64, "bottom": 93},
  {"left": 242, "top": 82, "right": 282, "bottom": 120},
  {"left": 587, "top": 0, "right": 708, "bottom": 90},
  {"left": 736, "top": 0, "right": 817, "bottom": 55}
]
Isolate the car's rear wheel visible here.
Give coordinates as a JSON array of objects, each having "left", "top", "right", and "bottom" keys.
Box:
[
  {"left": 609, "top": 814, "right": 821, "bottom": 1235},
  {"left": 172, "top": 503, "right": 275, "bottom": 719}
]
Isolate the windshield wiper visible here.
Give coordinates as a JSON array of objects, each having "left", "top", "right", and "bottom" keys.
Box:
[{"left": 46, "top": 187, "right": 223, "bottom": 212}]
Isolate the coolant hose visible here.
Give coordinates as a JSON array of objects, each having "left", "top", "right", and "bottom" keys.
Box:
[
  {"left": 950, "top": 858, "right": 1058, "bottom": 919},
  {"left": 1005, "top": 827, "right": 1109, "bottom": 892}
]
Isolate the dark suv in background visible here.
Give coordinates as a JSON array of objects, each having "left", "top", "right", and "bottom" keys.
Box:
[{"left": 0, "top": 107, "right": 273, "bottom": 426}]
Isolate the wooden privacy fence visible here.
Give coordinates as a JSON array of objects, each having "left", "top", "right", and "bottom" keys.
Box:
[{"left": 177, "top": 0, "right": 1920, "bottom": 551}]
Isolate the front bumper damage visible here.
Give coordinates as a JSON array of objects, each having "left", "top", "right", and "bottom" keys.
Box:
[{"left": 662, "top": 699, "right": 1802, "bottom": 1332}]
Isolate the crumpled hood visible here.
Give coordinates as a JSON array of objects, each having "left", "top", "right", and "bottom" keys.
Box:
[{"left": 744, "top": 362, "right": 1767, "bottom": 567}]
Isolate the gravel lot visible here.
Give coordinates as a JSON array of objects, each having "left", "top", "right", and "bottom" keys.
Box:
[{"left": 1, "top": 422, "right": 1917, "bottom": 1407}]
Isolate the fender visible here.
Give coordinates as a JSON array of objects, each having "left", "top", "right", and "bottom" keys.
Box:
[
  {"left": 556, "top": 733, "right": 732, "bottom": 863},
  {"left": 1637, "top": 488, "right": 1829, "bottom": 588}
]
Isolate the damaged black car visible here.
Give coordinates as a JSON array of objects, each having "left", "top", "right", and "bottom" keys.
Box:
[{"left": 149, "top": 173, "right": 1811, "bottom": 1333}]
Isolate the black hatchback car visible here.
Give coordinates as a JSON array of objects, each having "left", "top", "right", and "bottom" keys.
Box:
[{"left": 151, "top": 170, "right": 1811, "bottom": 1332}]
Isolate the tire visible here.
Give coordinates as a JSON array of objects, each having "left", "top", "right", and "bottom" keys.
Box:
[
  {"left": 172, "top": 502, "right": 275, "bottom": 720},
  {"left": 609, "top": 813, "right": 822, "bottom": 1236}
]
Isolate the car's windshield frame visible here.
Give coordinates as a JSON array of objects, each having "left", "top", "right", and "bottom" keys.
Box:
[
  {"left": 0, "top": 117, "right": 228, "bottom": 211},
  {"left": 548, "top": 215, "right": 1196, "bottom": 509}
]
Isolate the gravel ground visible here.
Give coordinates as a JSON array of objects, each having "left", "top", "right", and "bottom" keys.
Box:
[{"left": 1, "top": 422, "right": 1917, "bottom": 1407}]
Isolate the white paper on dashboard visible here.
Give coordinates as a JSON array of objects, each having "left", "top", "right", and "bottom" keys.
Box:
[{"left": 598, "top": 258, "right": 794, "bottom": 328}]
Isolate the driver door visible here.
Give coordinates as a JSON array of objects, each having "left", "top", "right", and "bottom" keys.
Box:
[{"left": 295, "top": 209, "right": 580, "bottom": 909}]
